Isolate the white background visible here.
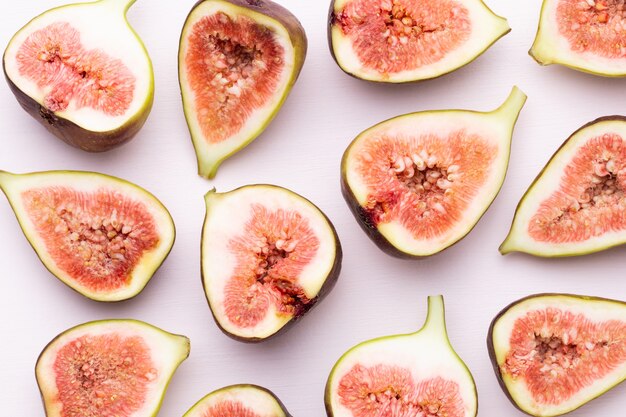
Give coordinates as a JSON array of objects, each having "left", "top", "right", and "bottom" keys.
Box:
[{"left": 0, "top": 0, "right": 625, "bottom": 416}]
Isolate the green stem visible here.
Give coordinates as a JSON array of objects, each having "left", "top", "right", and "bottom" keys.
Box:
[
  {"left": 0, "top": 171, "right": 12, "bottom": 190},
  {"left": 99, "top": 0, "right": 138, "bottom": 14},
  {"left": 416, "top": 295, "right": 449, "bottom": 342},
  {"left": 492, "top": 86, "right": 527, "bottom": 121}
]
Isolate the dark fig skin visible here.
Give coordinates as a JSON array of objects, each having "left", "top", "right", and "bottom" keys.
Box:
[
  {"left": 500, "top": 115, "right": 626, "bottom": 257},
  {"left": 185, "top": 384, "right": 293, "bottom": 417},
  {"left": 487, "top": 293, "right": 626, "bottom": 416},
  {"left": 201, "top": 184, "right": 342, "bottom": 343}
]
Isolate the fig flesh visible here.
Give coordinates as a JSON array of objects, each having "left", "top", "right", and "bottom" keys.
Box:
[
  {"left": 530, "top": 0, "right": 626, "bottom": 77},
  {"left": 3, "top": 0, "right": 154, "bottom": 151},
  {"left": 36, "top": 319, "right": 189, "bottom": 417},
  {"left": 202, "top": 185, "right": 341, "bottom": 342},
  {"left": 0, "top": 170, "right": 175, "bottom": 302},
  {"left": 325, "top": 295, "right": 477, "bottom": 417},
  {"left": 328, "top": 0, "right": 510, "bottom": 83},
  {"left": 342, "top": 87, "right": 527, "bottom": 258},
  {"left": 183, "top": 384, "right": 292, "bottom": 417},
  {"left": 179, "top": 0, "right": 307, "bottom": 179},
  {"left": 501, "top": 116, "right": 626, "bottom": 257},
  {"left": 488, "top": 294, "right": 626, "bottom": 417}
]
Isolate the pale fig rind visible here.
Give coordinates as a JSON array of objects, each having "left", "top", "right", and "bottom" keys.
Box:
[
  {"left": 0, "top": 170, "right": 176, "bottom": 302},
  {"left": 201, "top": 184, "right": 342, "bottom": 343},
  {"left": 327, "top": 0, "right": 511, "bottom": 83},
  {"left": 2, "top": 0, "right": 154, "bottom": 151},
  {"left": 500, "top": 116, "right": 626, "bottom": 257},
  {"left": 341, "top": 87, "right": 527, "bottom": 258},
  {"left": 183, "top": 384, "right": 293, "bottom": 417},
  {"left": 487, "top": 293, "right": 626, "bottom": 417},
  {"left": 36, "top": 319, "right": 190, "bottom": 417},
  {"left": 179, "top": 0, "right": 307, "bottom": 179}
]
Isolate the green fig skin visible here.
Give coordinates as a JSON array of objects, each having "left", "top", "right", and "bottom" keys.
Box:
[
  {"left": 201, "top": 185, "right": 342, "bottom": 343},
  {"left": 487, "top": 293, "right": 626, "bottom": 417},
  {"left": 179, "top": 0, "right": 308, "bottom": 179}
]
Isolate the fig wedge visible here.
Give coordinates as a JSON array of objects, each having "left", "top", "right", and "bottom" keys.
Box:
[
  {"left": 36, "top": 319, "right": 189, "bottom": 417},
  {"left": 3, "top": 0, "right": 154, "bottom": 151},
  {"left": 342, "top": 86, "right": 527, "bottom": 258},
  {"left": 325, "top": 295, "right": 478, "bottom": 417},
  {"left": 488, "top": 293, "right": 626, "bottom": 417},
  {"left": 530, "top": 0, "right": 626, "bottom": 77},
  {"left": 183, "top": 384, "right": 292, "bottom": 417},
  {"left": 179, "top": 0, "right": 307, "bottom": 179},
  {"left": 202, "top": 185, "right": 341, "bottom": 342},
  {"left": 328, "top": 0, "right": 511, "bottom": 83},
  {"left": 0, "top": 170, "right": 175, "bottom": 302},
  {"left": 501, "top": 116, "right": 626, "bottom": 257}
]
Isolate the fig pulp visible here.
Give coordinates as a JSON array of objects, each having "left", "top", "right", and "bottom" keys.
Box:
[
  {"left": 36, "top": 319, "right": 189, "bottom": 417},
  {"left": 325, "top": 295, "right": 477, "bottom": 417},
  {"left": 488, "top": 294, "right": 626, "bottom": 417},
  {"left": 3, "top": 0, "right": 154, "bottom": 151},
  {"left": 183, "top": 384, "right": 292, "bottom": 417},
  {"left": 202, "top": 185, "right": 342, "bottom": 342},
  {"left": 530, "top": 0, "right": 626, "bottom": 77},
  {"left": 0, "top": 170, "right": 175, "bottom": 302},
  {"left": 328, "top": 0, "right": 510, "bottom": 83},
  {"left": 501, "top": 116, "right": 626, "bottom": 257},
  {"left": 342, "top": 87, "right": 527, "bottom": 258},
  {"left": 179, "top": 0, "right": 307, "bottom": 179}
]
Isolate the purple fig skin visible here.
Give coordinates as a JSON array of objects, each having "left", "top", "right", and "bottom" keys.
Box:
[
  {"left": 486, "top": 293, "right": 626, "bottom": 416},
  {"left": 201, "top": 184, "right": 342, "bottom": 344}
]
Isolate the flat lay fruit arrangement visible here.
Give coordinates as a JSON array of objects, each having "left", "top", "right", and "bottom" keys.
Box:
[{"left": 0, "top": 1, "right": 624, "bottom": 417}]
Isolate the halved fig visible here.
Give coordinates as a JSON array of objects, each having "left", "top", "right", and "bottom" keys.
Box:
[
  {"left": 183, "top": 384, "right": 292, "bottom": 417},
  {"left": 325, "top": 295, "right": 477, "bottom": 417},
  {"left": 3, "top": 0, "right": 154, "bottom": 151},
  {"left": 501, "top": 116, "right": 626, "bottom": 257},
  {"left": 328, "top": 0, "right": 511, "bottom": 83},
  {"left": 530, "top": 0, "right": 626, "bottom": 77},
  {"left": 202, "top": 185, "right": 341, "bottom": 342},
  {"left": 488, "top": 294, "right": 626, "bottom": 417},
  {"left": 342, "top": 86, "right": 527, "bottom": 258},
  {"left": 0, "top": 170, "right": 175, "bottom": 302},
  {"left": 36, "top": 319, "right": 189, "bottom": 417},
  {"left": 179, "top": 0, "right": 307, "bottom": 179}
]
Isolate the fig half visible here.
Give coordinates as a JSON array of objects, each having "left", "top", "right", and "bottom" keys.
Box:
[
  {"left": 325, "top": 295, "right": 477, "bottom": 417},
  {"left": 488, "top": 294, "right": 626, "bottom": 417},
  {"left": 530, "top": 0, "right": 626, "bottom": 77},
  {"left": 0, "top": 170, "right": 175, "bottom": 302},
  {"left": 202, "top": 185, "right": 342, "bottom": 342},
  {"left": 36, "top": 319, "right": 189, "bottom": 417},
  {"left": 328, "top": 0, "right": 511, "bottom": 83},
  {"left": 179, "top": 0, "right": 307, "bottom": 179},
  {"left": 501, "top": 116, "right": 626, "bottom": 257},
  {"left": 3, "top": 0, "right": 154, "bottom": 151},
  {"left": 183, "top": 384, "right": 292, "bottom": 417},
  {"left": 342, "top": 86, "right": 527, "bottom": 258}
]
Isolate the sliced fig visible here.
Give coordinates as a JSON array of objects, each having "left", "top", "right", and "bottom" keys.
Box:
[
  {"left": 501, "top": 116, "right": 626, "bottom": 257},
  {"left": 36, "top": 319, "right": 189, "bottom": 417},
  {"left": 328, "top": 0, "right": 511, "bottom": 83},
  {"left": 3, "top": 0, "right": 154, "bottom": 151},
  {"left": 0, "top": 170, "right": 175, "bottom": 302},
  {"left": 342, "top": 86, "right": 527, "bottom": 258},
  {"left": 488, "top": 294, "right": 626, "bottom": 417},
  {"left": 325, "top": 295, "right": 477, "bottom": 417},
  {"left": 530, "top": 0, "right": 626, "bottom": 77},
  {"left": 179, "top": 0, "right": 307, "bottom": 179},
  {"left": 183, "top": 384, "right": 292, "bottom": 417},
  {"left": 201, "top": 185, "right": 341, "bottom": 342}
]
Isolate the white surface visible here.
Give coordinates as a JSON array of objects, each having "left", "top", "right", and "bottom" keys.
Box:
[{"left": 0, "top": 1, "right": 624, "bottom": 416}]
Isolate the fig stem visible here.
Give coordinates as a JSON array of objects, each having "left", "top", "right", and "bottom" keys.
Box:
[
  {"left": 0, "top": 171, "right": 12, "bottom": 189},
  {"left": 99, "top": 0, "right": 137, "bottom": 14},
  {"left": 491, "top": 86, "right": 527, "bottom": 122},
  {"left": 418, "top": 295, "right": 449, "bottom": 341}
]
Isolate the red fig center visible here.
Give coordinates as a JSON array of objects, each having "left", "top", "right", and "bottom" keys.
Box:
[{"left": 202, "top": 400, "right": 261, "bottom": 417}]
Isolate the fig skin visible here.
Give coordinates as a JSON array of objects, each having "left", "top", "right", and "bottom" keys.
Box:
[
  {"left": 2, "top": 1, "right": 154, "bottom": 152},
  {"left": 487, "top": 293, "right": 626, "bottom": 417},
  {"left": 500, "top": 116, "right": 626, "bottom": 258},
  {"left": 200, "top": 184, "right": 342, "bottom": 343},
  {"left": 179, "top": 0, "right": 308, "bottom": 179},
  {"left": 326, "top": 0, "right": 510, "bottom": 84}
]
